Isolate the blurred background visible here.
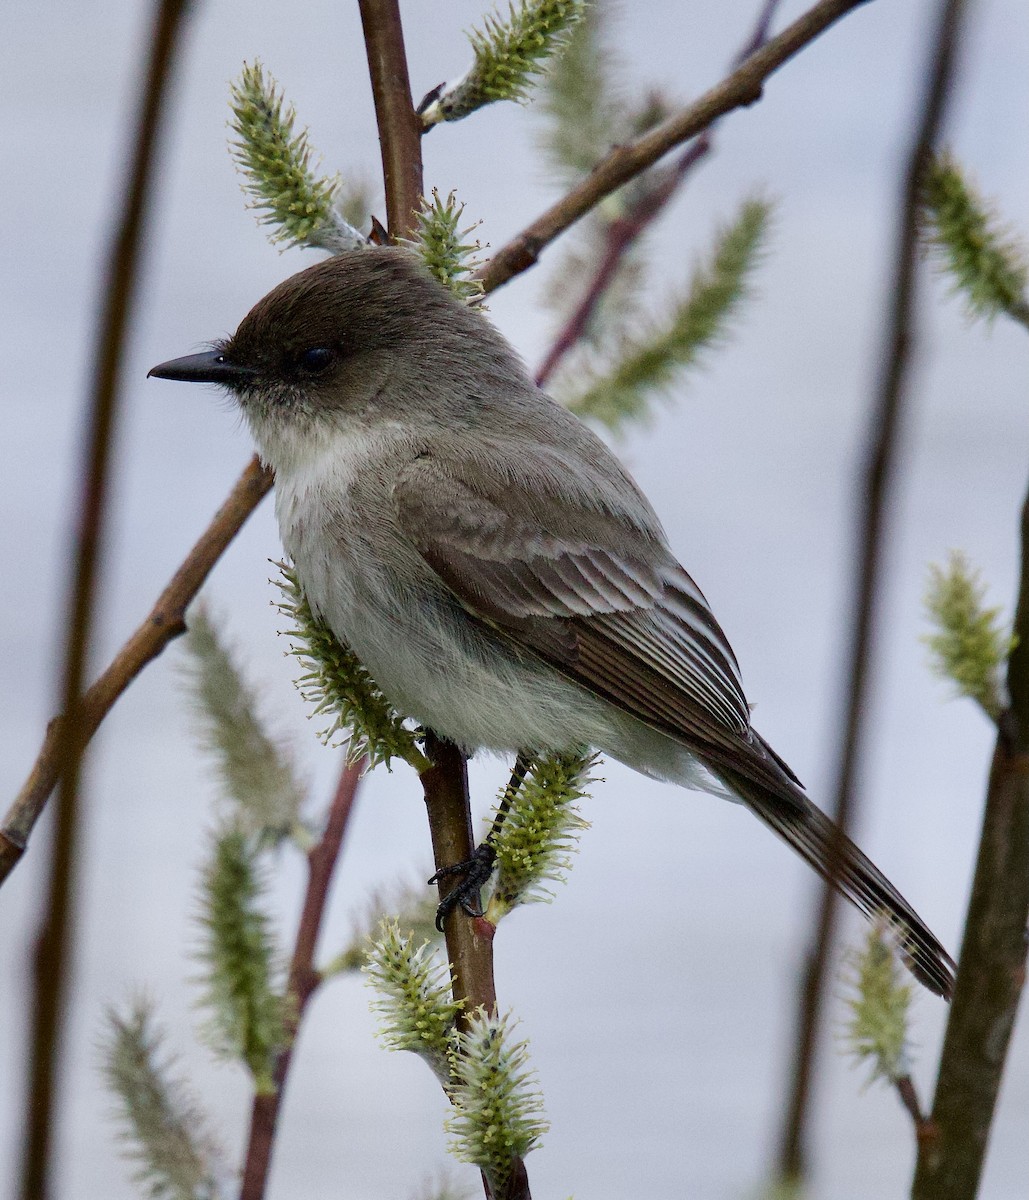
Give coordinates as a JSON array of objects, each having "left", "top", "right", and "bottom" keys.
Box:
[{"left": 1, "top": 1, "right": 1026, "bottom": 1196}]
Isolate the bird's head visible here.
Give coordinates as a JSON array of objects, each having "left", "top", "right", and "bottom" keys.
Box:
[{"left": 149, "top": 247, "right": 524, "bottom": 464}]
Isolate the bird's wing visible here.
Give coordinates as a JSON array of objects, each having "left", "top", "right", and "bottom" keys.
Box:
[
  {"left": 392, "top": 452, "right": 798, "bottom": 798},
  {"left": 393, "top": 452, "right": 955, "bottom": 998}
]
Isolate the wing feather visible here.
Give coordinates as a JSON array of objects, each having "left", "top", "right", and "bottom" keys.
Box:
[
  {"left": 394, "top": 456, "right": 757, "bottom": 763},
  {"left": 391, "top": 452, "right": 955, "bottom": 997}
]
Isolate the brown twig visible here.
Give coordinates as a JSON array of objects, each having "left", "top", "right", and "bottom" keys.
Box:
[
  {"left": 420, "top": 735, "right": 498, "bottom": 1019},
  {"left": 355, "top": 0, "right": 491, "bottom": 1011},
  {"left": 358, "top": 0, "right": 424, "bottom": 240},
  {"left": 357, "top": 11, "right": 521, "bottom": 1196},
  {"left": 534, "top": 0, "right": 783, "bottom": 390},
  {"left": 774, "top": 0, "right": 968, "bottom": 1186},
  {"left": 240, "top": 760, "right": 364, "bottom": 1200},
  {"left": 18, "top": 3, "right": 192, "bottom": 1198},
  {"left": 534, "top": 139, "right": 710, "bottom": 389},
  {"left": 911, "top": 484, "right": 1029, "bottom": 1196},
  {"left": 422, "top": 735, "right": 532, "bottom": 1200},
  {"left": 480, "top": 0, "right": 873, "bottom": 295},
  {"left": 1, "top": 456, "right": 273, "bottom": 887},
  {"left": 896, "top": 1075, "right": 935, "bottom": 1146}
]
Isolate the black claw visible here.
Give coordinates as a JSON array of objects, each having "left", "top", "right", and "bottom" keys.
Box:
[{"left": 429, "top": 844, "right": 497, "bottom": 930}]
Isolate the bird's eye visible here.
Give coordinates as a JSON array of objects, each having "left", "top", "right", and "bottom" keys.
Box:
[{"left": 297, "top": 346, "right": 335, "bottom": 375}]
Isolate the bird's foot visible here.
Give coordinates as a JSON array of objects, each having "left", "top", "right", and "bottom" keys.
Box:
[{"left": 429, "top": 844, "right": 497, "bottom": 930}]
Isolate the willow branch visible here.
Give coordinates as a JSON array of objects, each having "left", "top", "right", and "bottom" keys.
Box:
[
  {"left": 481, "top": 0, "right": 872, "bottom": 295},
  {"left": 357, "top": 11, "right": 517, "bottom": 1196},
  {"left": 420, "top": 735, "right": 529, "bottom": 1200},
  {"left": 911, "top": 472, "right": 1029, "bottom": 1198},
  {"left": 420, "top": 735, "right": 498, "bottom": 1018},
  {"left": 356, "top": 0, "right": 496, "bottom": 1013},
  {"left": 1, "top": 456, "right": 273, "bottom": 887},
  {"left": 19, "top": 3, "right": 192, "bottom": 1197},
  {"left": 774, "top": 0, "right": 968, "bottom": 1185},
  {"left": 240, "top": 760, "right": 364, "bottom": 1200},
  {"left": 358, "top": 0, "right": 424, "bottom": 239},
  {"left": 534, "top": 0, "right": 783, "bottom": 389},
  {"left": 356, "top": 0, "right": 497, "bottom": 1028}
]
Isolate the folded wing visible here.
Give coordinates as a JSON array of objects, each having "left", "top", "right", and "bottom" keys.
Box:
[
  {"left": 393, "top": 452, "right": 955, "bottom": 997},
  {"left": 394, "top": 454, "right": 798, "bottom": 795}
]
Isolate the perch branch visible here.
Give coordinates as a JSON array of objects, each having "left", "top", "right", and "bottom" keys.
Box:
[
  {"left": 357, "top": 11, "right": 522, "bottom": 1197},
  {"left": 420, "top": 734, "right": 498, "bottom": 1019},
  {"left": 421, "top": 735, "right": 531, "bottom": 1200}
]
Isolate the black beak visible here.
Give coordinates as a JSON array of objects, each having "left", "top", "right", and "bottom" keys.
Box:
[{"left": 148, "top": 350, "right": 255, "bottom": 385}]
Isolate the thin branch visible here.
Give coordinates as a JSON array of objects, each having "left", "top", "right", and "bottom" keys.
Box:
[
  {"left": 909, "top": 736, "right": 1029, "bottom": 1196},
  {"left": 356, "top": 0, "right": 499, "bottom": 1015},
  {"left": 420, "top": 735, "right": 529, "bottom": 1200},
  {"left": 421, "top": 734, "right": 498, "bottom": 1020},
  {"left": 911, "top": 476, "right": 1029, "bottom": 1196},
  {"left": 358, "top": 0, "right": 424, "bottom": 239},
  {"left": 239, "top": 760, "right": 364, "bottom": 1200},
  {"left": 736, "top": 0, "right": 785, "bottom": 60},
  {"left": 895, "top": 1076, "right": 934, "bottom": 1145},
  {"left": 1, "top": 456, "right": 273, "bottom": 887},
  {"left": 19, "top": 3, "right": 191, "bottom": 1198},
  {"left": 480, "top": 0, "right": 873, "bottom": 295},
  {"left": 535, "top": 0, "right": 782, "bottom": 389},
  {"left": 774, "top": 0, "right": 968, "bottom": 1186},
  {"left": 534, "top": 138, "right": 709, "bottom": 388},
  {"left": 357, "top": 12, "right": 517, "bottom": 1196}
]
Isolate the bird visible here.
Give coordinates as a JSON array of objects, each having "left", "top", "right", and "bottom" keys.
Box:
[{"left": 149, "top": 246, "right": 955, "bottom": 998}]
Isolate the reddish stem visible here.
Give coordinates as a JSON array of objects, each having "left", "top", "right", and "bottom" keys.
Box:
[
  {"left": 534, "top": 135, "right": 711, "bottom": 389},
  {"left": 239, "top": 759, "right": 365, "bottom": 1200},
  {"left": 895, "top": 1075, "right": 930, "bottom": 1138},
  {"left": 357, "top": 0, "right": 423, "bottom": 239},
  {"left": 534, "top": 0, "right": 782, "bottom": 390}
]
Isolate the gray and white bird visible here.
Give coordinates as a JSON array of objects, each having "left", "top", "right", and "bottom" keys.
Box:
[{"left": 150, "top": 247, "right": 954, "bottom": 997}]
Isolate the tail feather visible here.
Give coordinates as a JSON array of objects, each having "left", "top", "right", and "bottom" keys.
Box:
[{"left": 721, "top": 764, "right": 955, "bottom": 999}]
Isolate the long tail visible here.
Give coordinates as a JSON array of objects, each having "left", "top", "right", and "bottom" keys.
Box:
[{"left": 720, "top": 757, "right": 955, "bottom": 999}]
